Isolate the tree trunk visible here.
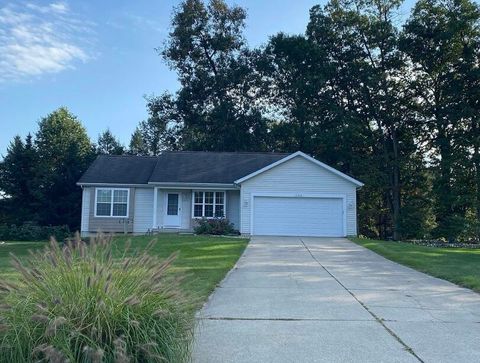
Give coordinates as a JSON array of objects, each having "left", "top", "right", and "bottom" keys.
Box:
[
  {"left": 436, "top": 126, "right": 454, "bottom": 241},
  {"left": 391, "top": 128, "right": 401, "bottom": 240},
  {"left": 472, "top": 119, "right": 480, "bottom": 227}
]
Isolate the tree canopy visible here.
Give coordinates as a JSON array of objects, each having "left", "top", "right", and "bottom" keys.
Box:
[{"left": 1, "top": 0, "right": 479, "bottom": 242}]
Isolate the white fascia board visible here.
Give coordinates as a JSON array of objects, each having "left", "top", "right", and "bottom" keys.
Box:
[
  {"left": 234, "top": 151, "right": 364, "bottom": 187},
  {"left": 147, "top": 182, "right": 238, "bottom": 190},
  {"left": 77, "top": 182, "right": 151, "bottom": 187}
]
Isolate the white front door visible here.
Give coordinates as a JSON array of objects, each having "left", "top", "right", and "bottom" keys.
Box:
[{"left": 164, "top": 193, "right": 181, "bottom": 227}]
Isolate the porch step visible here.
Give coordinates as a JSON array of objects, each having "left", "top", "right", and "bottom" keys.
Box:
[{"left": 148, "top": 228, "right": 194, "bottom": 235}]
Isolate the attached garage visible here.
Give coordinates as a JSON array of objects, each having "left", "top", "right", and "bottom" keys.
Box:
[
  {"left": 235, "top": 152, "right": 363, "bottom": 237},
  {"left": 252, "top": 195, "right": 345, "bottom": 237}
]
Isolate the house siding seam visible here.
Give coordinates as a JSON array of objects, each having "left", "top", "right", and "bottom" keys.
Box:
[{"left": 239, "top": 156, "right": 358, "bottom": 236}]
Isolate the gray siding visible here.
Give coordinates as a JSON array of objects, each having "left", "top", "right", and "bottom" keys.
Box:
[
  {"left": 226, "top": 190, "right": 240, "bottom": 229},
  {"left": 88, "top": 187, "right": 135, "bottom": 233},
  {"left": 82, "top": 187, "right": 242, "bottom": 234},
  {"left": 240, "top": 156, "right": 358, "bottom": 236},
  {"left": 133, "top": 188, "right": 154, "bottom": 233}
]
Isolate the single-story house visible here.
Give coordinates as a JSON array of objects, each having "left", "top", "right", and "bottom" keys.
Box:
[{"left": 77, "top": 151, "right": 363, "bottom": 237}]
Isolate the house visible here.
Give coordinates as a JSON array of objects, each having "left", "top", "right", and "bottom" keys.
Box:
[{"left": 77, "top": 151, "right": 363, "bottom": 237}]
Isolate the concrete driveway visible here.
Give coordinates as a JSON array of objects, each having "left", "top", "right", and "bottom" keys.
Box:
[{"left": 193, "top": 236, "right": 480, "bottom": 363}]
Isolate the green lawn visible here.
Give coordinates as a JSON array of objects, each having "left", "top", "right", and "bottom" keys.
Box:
[
  {"left": 351, "top": 237, "right": 480, "bottom": 292},
  {"left": 0, "top": 234, "right": 248, "bottom": 305}
]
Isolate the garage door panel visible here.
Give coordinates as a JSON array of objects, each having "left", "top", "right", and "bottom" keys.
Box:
[{"left": 252, "top": 196, "right": 344, "bottom": 237}]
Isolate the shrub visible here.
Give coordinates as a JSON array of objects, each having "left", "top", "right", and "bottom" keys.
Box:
[
  {"left": 0, "top": 235, "right": 194, "bottom": 362},
  {"left": 194, "top": 218, "right": 239, "bottom": 235},
  {"left": 0, "top": 222, "right": 71, "bottom": 242}
]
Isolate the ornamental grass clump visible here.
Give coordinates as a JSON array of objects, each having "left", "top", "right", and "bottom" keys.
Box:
[{"left": 0, "top": 234, "right": 194, "bottom": 363}]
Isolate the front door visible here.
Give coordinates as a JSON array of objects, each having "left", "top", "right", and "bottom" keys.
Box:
[{"left": 164, "top": 193, "right": 181, "bottom": 227}]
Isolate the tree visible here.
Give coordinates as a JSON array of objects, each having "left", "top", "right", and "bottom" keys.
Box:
[
  {"left": 257, "top": 33, "right": 330, "bottom": 154},
  {"left": 96, "top": 129, "right": 125, "bottom": 155},
  {"left": 401, "top": 0, "right": 480, "bottom": 240},
  {"left": 0, "top": 134, "right": 39, "bottom": 224},
  {"left": 300, "top": 0, "right": 430, "bottom": 240},
  {"left": 128, "top": 94, "right": 179, "bottom": 156},
  {"left": 158, "top": 0, "right": 269, "bottom": 151},
  {"left": 35, "top": 107, "right": 94, "bottom": 228},
  {"left": 128, "top": 127, "right": 148, "bottom": 156}
]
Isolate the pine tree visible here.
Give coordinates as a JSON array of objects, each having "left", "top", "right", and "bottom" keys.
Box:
[{"left": 96, "top": 129, "right": 125, "bottom": 155}]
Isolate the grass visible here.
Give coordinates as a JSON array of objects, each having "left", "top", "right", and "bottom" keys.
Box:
[
  {"left": 351, "top": 237, "right": 480, "bottom": 292},
  {"left": 0, "top": 234, "right": 248, "bottom": 306}
]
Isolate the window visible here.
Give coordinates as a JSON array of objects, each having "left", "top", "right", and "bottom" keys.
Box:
[
  {"left": 95, "top": 188, "right": 129, "bottom": 217},
  {"left": 167, "top": 193, "right": 179, "bottom": 215},
  {"left": 193, "top": 191, "right": 225, "bottom": 218}
]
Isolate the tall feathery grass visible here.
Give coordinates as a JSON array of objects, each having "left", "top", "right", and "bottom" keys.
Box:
[{"left": 0, "top": 234, "right": 194, "bottom": 363}]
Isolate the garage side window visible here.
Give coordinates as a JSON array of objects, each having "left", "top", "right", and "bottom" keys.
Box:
[
  {"left": 193, "top": 191, "right": 225, "bottom": 218},
  {"left": 95, "top": 188, "right": 129, "bottom": 217}
]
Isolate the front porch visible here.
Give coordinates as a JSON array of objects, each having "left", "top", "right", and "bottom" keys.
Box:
[{"left": 150, "top": 187, "right": 240, "bottom": 232}]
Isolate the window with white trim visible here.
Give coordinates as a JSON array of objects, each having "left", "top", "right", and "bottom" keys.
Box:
[
  {"left": 193, "top": 191, "right": 225, "bottom": 218},
  {"left": 95, "top": 188, "right": 129, "bottom": 217}
]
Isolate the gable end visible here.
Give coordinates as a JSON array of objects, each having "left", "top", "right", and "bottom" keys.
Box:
[{"left": 234, "top": 151, "right": 364, "bottom": 187}]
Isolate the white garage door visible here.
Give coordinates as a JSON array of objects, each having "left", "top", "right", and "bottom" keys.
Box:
[{"left": 252, "top": 196, "right": 344, "bottom": 237}]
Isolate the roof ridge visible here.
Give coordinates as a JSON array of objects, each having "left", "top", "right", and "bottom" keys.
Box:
[
  {"left": 161, "top": 151, "right": 291, "bottom": 155},
  {"left": 97, "top": 154, "right": 158, "bottom": 158}
]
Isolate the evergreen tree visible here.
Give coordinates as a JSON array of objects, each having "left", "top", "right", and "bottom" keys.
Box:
[
  {"left": 128, "top": 127, "right": 148, "bottom": 156},
  {"left": 0, "top": 134, "right": 39, "bottom": 224},
  {"left": 96, "top": 129, "right": 125, "bottom": 155},
  {"left": 35, "top": 107, "right": 94, "bottom": 228}
]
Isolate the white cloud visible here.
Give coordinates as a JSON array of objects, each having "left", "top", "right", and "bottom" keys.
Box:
[
  {"left": 106, "top": 11, "right": 165, "bottom": 34},
  {"left": 0, "top": 2, "right": 94, "bottom": 83}
]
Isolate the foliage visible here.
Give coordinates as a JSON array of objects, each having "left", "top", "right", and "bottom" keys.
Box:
[
  {"left": 0, "top": 222, "right": 70, "bottom": 242},
  {"left": 129, "top": 94, "right": 179, "bottom": 155},
  {"left": 400, "top": 0, "right": 480, "bottom": 241},
  {"left": 2, "top": 0, "right": 480, "bottom": 242},
  {"left": 96, "top": 129, "right": 125, "bottom": 155},
  {"left": 0, "top": 108, "right": 95, "bottom": 230},
  {"left": 0, "top": 234, "right": 248, "bottom": 308},
  {"left": 128, "top": 127, "right": 148, "bottom": 155},
  {"left": 0, "top": 134, "right": 39, "bottom": 224},
  {"left": 130, "top": 0, "right": 270, "bottom": 152},
  {"left": 194, "top": 218, "right": 239, "bottom": 235},
  {"left": 34, "top": 108, "right": 96, "bottom": 229},
  {"left": 0, "top": 235, "right": 194, "bottom": 363}
]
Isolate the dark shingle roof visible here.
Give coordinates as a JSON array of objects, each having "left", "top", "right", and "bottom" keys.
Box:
[
  {"left": 78, "top": 152, "right": 290, "bottom": 185},
  {"left": 78, "top": 155, "right": 158, "bottom": 184},
  {"left": 150, "top": 151, "right": 289, "bottom": 184}
]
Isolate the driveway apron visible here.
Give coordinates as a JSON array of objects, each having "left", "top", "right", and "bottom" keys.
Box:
[{"left": 192, "top": 236, "right": 480, "bottom": 363}]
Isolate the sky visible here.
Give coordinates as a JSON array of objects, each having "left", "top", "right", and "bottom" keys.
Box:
[{"left": 0, "top": 0, "right": 416, "bottom": 157}]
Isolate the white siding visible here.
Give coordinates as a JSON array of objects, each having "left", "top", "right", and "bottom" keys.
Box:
[
  {"left": 240, "top": 155, "right": 358, "bottom": 236},
  {"left": 181, "top": 191, "right": 192, "bottom": 228},
  {"left": 156, "top": 189, "right": 163, "bottom": 228},
  {"left": 80, "top": 187, "right": 90, "bottom": 236},
  {"left": 133, "top": 188, "right": 154, "bottom": 233},
  {"left": 157, "top": 190, "right": 192, "bottom": 230},
  {"left": 226, "top": 190, "right": 240, "bottom": 229}
]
